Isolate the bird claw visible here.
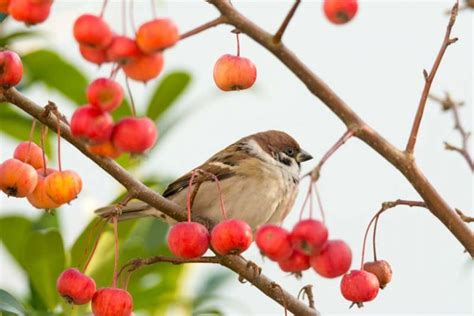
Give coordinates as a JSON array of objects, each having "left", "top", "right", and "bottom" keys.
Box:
[
  {"left": 246, "top": 260, "right": 262, "bottom": 278},
  {"left": 237, "top": 260, "right": 261, "bottom": 284}
]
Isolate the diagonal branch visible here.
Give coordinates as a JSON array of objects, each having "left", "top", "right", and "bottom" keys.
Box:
[
  {"left": 1, "top": 88, "right": 319, "bottom": 316},
  {"left": 206, "top": 0, "right": 473, "bottom": 256},
  {"left": 405, "top": 1, "right": 459, "bottom": 154},
  {"left": 273, "top": 0, "right": 301, "bottom": 43}
]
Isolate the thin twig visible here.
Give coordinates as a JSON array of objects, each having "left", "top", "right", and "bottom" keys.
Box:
[
  {"left": 179, "top": 16, "right": 227, "bottom": 41},
  {"left": 429, "top": 93, "right": 473, "bottom": 171},
  {"left": 405, "top": 1, "right": 459, "bottom": 154},
  {"left": 455, "top": 209, "right": 474, "bottom": 223},
  {"left": 273, "top": 0, "right": 301, "bottom": 43},
  {"left": 117, "top": 255, "right": 220, "bottom": 281},
  {"left": 305, "top": 129, "right": 355, "bottom": 181}
]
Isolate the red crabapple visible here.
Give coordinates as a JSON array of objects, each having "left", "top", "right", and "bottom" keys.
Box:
[
  {"left": 56, "top": 268, "right": 96, "bottom": 305},
  {"left": 87, "top": 78, "right": 123, "bottom": 112},
  {"left": 73, "top": 14, "right": 112, "bottom": 49},
  {"left": 255, "top": 224, "right": 292, "bottom": 261},
  {"left": 290, "top": 219, "right": 328, "bottom": 256},
  {"left": 323, "top": 0, "right": 358, "bottom": 25},
  {"left": 310, "top": 239, "right": 352, "bottom": 278},
  {"left": 213, "top": 54, "right": 257, "bottom": 91},
  {"left": 112, "top": 117, "right": 158, "bottom": 153},
  {"left": 92, "top": 288, "right": 133, "bottom": 316},
  {"left": 136, "top": 18, "right": 179, "bottom": 53},
  {"left": 70, "top": 105, "right": 114, "bottom": 143},
  {"left": 167, "top": 222, "right": 210, "bottom": 258},
  {"left": 0, "top": 158, "right": 38, "bottom": 197},
  {"left": 210, "top": 219, "right": 253, "bottom": 255},
  {"left": 363, "top": 260, "right": 393, "bottom": 289},
  {"left": 340, "top": 270, "right": 379, "bottom": 307},
  {"left": 0, "top": 50, "right": 23, "bottom": 88}
]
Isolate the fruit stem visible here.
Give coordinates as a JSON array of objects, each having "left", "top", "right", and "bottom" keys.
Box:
[
  {"left": 40, "top": 125, "right": 48, "bottom": 176},
  {"left": 236, "top": 32, "right": 241, "bottom": 57},
  {"left": 298, "top": 181, "right": 312, "bottom": 220},
  {"left": 150, "top": 0, "right": 157, "bottom": 19},
  {"left": 360, "top": 212, "right": 380, "bottom": 270},
  {"left": 99, "top": 0, "right": 109, "bottom": 18},
  {"left": 313, "top": 182, "right": 326, "bottom": 223},
  {"left": 109, "top": 63, "right": 120, "bottom": 80},
  {"left": 196, "top": 169, "right": 228, "bottom": 220},
  {"left": 25, "top": 120, "right": 37, "bottom": 164},
  {"left": 186, "top": 170, "right": 199, "bottom": 222},
  {"left": 54, "top": 112, "right": 63, "bottom": 172},
  {"left": 372, "top": 213, "right": 381, "bottom": 261},
  {"left": 125, "top": 77, "right": 137, "bottom": 117},
  {"left": 112, "top": 215, "right": 119, "bottom": 288},
  {"left": 81, "top": 218, "right": 108, "bottom": 273}
]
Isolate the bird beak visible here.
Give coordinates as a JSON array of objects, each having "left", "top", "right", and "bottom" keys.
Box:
[{"left": 296, "top": 149, "right": 313, "bottom": 163}]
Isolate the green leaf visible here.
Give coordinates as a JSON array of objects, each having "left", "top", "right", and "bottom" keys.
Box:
[
  {"left": 0, "top": 105, "right": 52, "bottom": 155},
  {"left": 0, "top": 216, "right": 33, "bottom": 269},
  {"left": 22, "top": 49, "right": 88, "bottom": 105},
  {"left": 146, "top": 71, "right": 191, "bottom": 121},
  {"left": 23, "top": 229, "right": 65, "bottom": 310},
  {"left": 0, "top": 30, "right": 41, "bottom": 47},
  {"left": 0, "top": 289, "right": 26, "bottom": 315},
  {"left": 32, "top": 212, "right": 60, "bottom": 231}
]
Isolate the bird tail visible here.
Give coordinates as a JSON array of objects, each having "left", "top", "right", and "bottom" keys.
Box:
[{"left": 94, "top": 200, "right": 161, "bottom": 222}]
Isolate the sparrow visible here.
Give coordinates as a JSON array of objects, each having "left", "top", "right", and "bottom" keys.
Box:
[{"left": 95, "top": 130, "right": 313, "bottom": 230}]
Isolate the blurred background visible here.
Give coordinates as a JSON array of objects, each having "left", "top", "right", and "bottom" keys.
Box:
[{"left": 0, "top": 0, "right": 472, "bottom": 315}]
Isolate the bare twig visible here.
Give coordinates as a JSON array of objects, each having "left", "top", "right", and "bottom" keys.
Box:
[
  {"left": 206, "top": 0, "right": 473, "bottom": 257},
  {"left": 456, "top": 209, "right": 474, "bottom": 223},
  {"left": 430, "top": 93, "right": 473, "bottom": 171},
  {"left": 406, "top": 1, "right": 459, "bottom": 154},
  {"left": 304, "top": 129, "right": 355, "bottom": 181},
  {"left": 273, "top": 0, "right": 301, "bottom": 44},
  {"left": 179, "top": 16, "right": 227, "bottom": 40},
  {"left": 118, "top": 255, "right": 220, "bottom": 281}
]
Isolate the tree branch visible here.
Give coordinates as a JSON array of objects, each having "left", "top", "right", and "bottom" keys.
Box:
[
  {"left": 207, "top": 0, "right": 474, "bottom": 256},
  {"left": 273, "top": 0, "right": 301, "bottom": 44},
  {"left": 1, "top": 87, "right": 319, "bottom": 316},
  {"left": 405, "top": 1, "right": 459, "bottom": 154}
]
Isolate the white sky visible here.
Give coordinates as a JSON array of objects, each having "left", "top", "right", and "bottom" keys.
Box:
[{"left": 0, "top": 1, "right": 473, "bottom": 315}]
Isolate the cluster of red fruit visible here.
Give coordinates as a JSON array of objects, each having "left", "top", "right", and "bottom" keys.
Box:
[
  {"left": 0, "top": 141, "right": 82, "bottom": 208},
  {"left": 255, "top": 219, "right": 352, "bottom": 277},
  {"left": 167, "top": 171, "right": 254, "bottom": 258},
  {"left": 73, "top": 13, "right": 178, "bottom": 83},
  {"left": 168, "top": 218, "right": 253, "bottom": 258},
  {"left": 57, "top": 268, "right": 132, "bottom": 316},
  {"left": 323, "top": 0, "right": 358, "bottom": 25},
  {"left": 0, "top": 0, "right": 53, "bottom": 25},
  {"left": 70, "top": 77, "right": 157, "bottom": 157},
  {"left": 341, "top": 259, "right": 392, "bottom": 307}
]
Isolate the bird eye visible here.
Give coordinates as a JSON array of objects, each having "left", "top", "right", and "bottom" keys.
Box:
[{"left": 285, "top": 148, "right": 295, "bottom": 156}]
